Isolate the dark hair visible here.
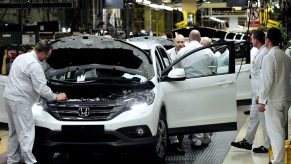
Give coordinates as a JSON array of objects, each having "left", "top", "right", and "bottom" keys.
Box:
[
  {"left": 267, "top": 28, "right": 282, "bottom": 46},
  {"left": 35, "top": 40, "right": 52, "bottom": 55},
  {"left": 252, "top": 30, "right": 265, "bottom": 44}
]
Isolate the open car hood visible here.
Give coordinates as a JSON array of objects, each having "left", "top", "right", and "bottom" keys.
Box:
[{"left": 45, "top": 35, "right": 154, "bottom": 79}]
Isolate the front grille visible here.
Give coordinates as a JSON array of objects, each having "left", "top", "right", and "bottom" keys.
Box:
[{"left": 48, "top": 101, "right": 125, "bottom": 121}]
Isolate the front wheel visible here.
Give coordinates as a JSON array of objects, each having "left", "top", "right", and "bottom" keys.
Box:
[{"left": 151, "top": 112, "right": 168, "bottom": 162}]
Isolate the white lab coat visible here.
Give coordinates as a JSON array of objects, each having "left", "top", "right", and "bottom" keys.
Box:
[
  {"left": 215, "top": 49, "right": 229, "bottom": 67},
  {"left": 250, "top": 46, "right": 259, "bottom": 69},
  {"left": 258, "top": 46, "right": 291, "bottom": 164},
  {"left": 4, "top": 51, "right": 56, "bottom": 164},
  {"left": 178, "top": 40, "right": 216, "bottom": 77},
  {"left": 244, "top": 45, "right": 270, "bottom": 148},
  {"left": 285, "top": 46, "right": 291, "bottom": 60},
  {"left": 167, "top": 47, "right": 179, "bottom": 62}
]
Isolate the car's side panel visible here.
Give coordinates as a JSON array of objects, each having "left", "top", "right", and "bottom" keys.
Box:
[
  {"left": 236, "top": 63, "right": 252, "bottom": 100},
  {"left": 163, "top": 73, "right": 237, "bottom": 130},
  {"left": 0, "top": 75, "right": 8, "bottom": 123}
]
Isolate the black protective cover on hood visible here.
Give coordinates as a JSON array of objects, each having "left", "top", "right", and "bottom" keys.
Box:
[{"left": 47, "top": 48, "right": 142, "bottom": 70}]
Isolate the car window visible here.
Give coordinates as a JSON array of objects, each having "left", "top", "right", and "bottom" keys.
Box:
[
  {"left": 234, "top": 41, "right": 251, "bottom": 65},
  {"left": 155, "top": 55, "right": 162, "bottom": 77},
  {"left": 155, "top": 49, "right": 166, "bottom": 70},
  {"left": 157, "top": 46, "right": 171, "bottom": 67},
  {"left": 163, "top": 42, "right": 236, "bottom": 79}
]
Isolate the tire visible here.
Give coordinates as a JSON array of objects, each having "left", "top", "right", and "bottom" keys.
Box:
[
  {"left": 151, "top": 112, "right": 168, "bottom": 162},
  {"left": 33, "top": 134, "right": 54, "bottom": 164}
]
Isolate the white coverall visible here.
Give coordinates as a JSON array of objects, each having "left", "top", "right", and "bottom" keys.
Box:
[
  {"left": 3, "top": 51, "right": 57, "bottom": 164},
  {"left": 178, "top": 40, "right": 217, "bottom": 145},
  {"left": 244, "top": 45, "right": 270, "bottom": 148},
  {"left": 214, "top": 49, "right": 229, "bottom": 67},
  {"left": 167, "top": 47, "right": 179, "bottom": 62},
  {"left": 178, "top": 40, "right": 217, "bottom": 77},
  {"left": 285, "top": 46, "right": 291, "bottom": 59},
  {"left": 258, "top": 46, "right": 291, "bottom": 164}
]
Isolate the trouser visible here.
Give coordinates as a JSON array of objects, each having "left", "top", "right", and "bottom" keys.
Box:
[
  {"left": 245, "top": 95, "right": 270, "bottom": 148},
  {"left": 190, "top": 133, "right": 212, "bottom": 145},
  {"left": 265, "top": 102, "right": 289, "bottom": 164},
  {"left": 5, "top": 98, "right": 37, "bottom": 164},
  {"left": 169, "top": 135, "right": 184, "bottom": 145}
]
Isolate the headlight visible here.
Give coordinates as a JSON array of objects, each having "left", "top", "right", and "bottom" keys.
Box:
[{"left": 124, "top": 90, "right": 155, "bottom": 110}]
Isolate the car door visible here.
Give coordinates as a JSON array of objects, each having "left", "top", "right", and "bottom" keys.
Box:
[
  {"left": 235, "top": 41, "right": 252, "bottom": 100},
  {"left": 161, "top": 42, "right": 237, "bottom": 135}
]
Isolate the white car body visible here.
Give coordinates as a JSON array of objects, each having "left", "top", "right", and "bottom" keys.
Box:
[
  {"left": 0, "top": 36, "right": 237, "bottom": 162},
  {"left": 214, "top": 40, "right": 252, "bottom": 101},
  {"left": 236, "top": 63, "right": 251, "bottom": 100}
]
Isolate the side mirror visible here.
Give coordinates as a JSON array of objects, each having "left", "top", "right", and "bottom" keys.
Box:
[{"left": 163, "top": 68, "right": 186, "bottom": 81}]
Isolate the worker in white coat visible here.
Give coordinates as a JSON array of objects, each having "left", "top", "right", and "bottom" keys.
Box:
[
  {"left": 167, "top": 34, "right": 186, "bottom": 154},
  {"left": 178, "top": 30, "right": 217, "bottom": 78},
  {"left": 3, "top": 41, "right": 67, "bottom": 164},
  {"left": 231, "top": 30, "right": 270, "bottom": 153},
  {"left": 244, "top": 46, "right": 259, "bottom": 115},
  {"left": 167, "top": 34, "right": 185, "bottom": 62},
  {"left": 178, "top": 30, "right": 216, "bottom": 147},
  {"left": 258, "top": 28, "right": 291, "bottom": 164},
  {"left": 200, "top": 37, "right": 218, "bottom": 74}
]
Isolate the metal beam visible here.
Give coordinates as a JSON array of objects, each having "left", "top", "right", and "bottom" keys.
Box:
[
  {"left": 198, "top": 2, "right": 227, "bottom": 8},
  {"left": 0, "top": 2, "right": 72, "bottom": 8}
]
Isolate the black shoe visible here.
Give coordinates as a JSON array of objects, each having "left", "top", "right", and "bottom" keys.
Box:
[
  {"left": 168, "top": 143, "right": 185, "bottom": 155},
  {"left": 252, "top": 145, "right": 268, "bottom": 153},
  {"left": 231, "top": 139, "right": 252, "bottom": 150},
  {"left": 191, "top": 143, "right": 208, "bottom": 149},
  {"left": 244, "top": 110, "right": 250, "bottom": 115}
]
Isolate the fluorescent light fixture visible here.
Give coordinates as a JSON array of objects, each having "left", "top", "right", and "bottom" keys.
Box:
[
  {"left": 233, "top": 7, "right": 242, "bottom": 10},
  {"left": 164, "top": 6, "right": 173, "bottom": 11},
  {"left": 143, "top": 0, "right": 151, "bottom": 5},
  {"left": 210, "top": 17, "right": 225, "bottom": 23},
  {"left": 177, "top": 7, "right": 182, "bottom": 12}
]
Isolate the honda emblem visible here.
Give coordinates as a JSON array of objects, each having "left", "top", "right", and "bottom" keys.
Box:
[{"left": 78, "top": 107, "right": 90, "bottom": 117}]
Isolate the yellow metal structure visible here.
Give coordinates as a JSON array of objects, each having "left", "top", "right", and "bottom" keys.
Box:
[
  {"left": 175, "top": 11, "right": 196, "bottom": 29},
  {"left": 259, "top": 3, "right": 280, "bottom": 29},
  {"left": 1, "top": 49, "right": 7, "bottom": 75}
]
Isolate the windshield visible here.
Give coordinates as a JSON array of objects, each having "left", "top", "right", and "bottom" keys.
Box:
[{"left": 50, "top": 68, "right": 147, "bottom": 83}]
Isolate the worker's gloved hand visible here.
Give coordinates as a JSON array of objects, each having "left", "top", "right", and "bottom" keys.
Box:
[{"left": 56, "top": 93, "right": 67, "bottom": 101}]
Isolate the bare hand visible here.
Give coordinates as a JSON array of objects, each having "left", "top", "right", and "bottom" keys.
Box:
[
  {"left": 258, "top": 103, "right": 265, "bottom": 112},
  {"left": 56, "top": 93, "right": 67, "bottom": 101}
]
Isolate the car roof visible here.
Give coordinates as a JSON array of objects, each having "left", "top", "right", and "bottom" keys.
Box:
[
  {"left": 127, "top": 36, "right": 174, "bottom": 50},
  {"left": 127, "top": 39, "right": 165, "bottom": 51}
]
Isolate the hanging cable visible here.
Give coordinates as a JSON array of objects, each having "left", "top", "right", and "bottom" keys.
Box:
[
  {"left": 0, "top": 0, "right": 13, "bottom": 23},
  {"left": 236, "top": 0, "right": 256, "bottom": 80}
]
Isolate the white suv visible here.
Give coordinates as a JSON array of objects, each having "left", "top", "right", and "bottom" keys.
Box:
[{"left": 0, "top": 35, "right": 237, "bottom": 162}]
